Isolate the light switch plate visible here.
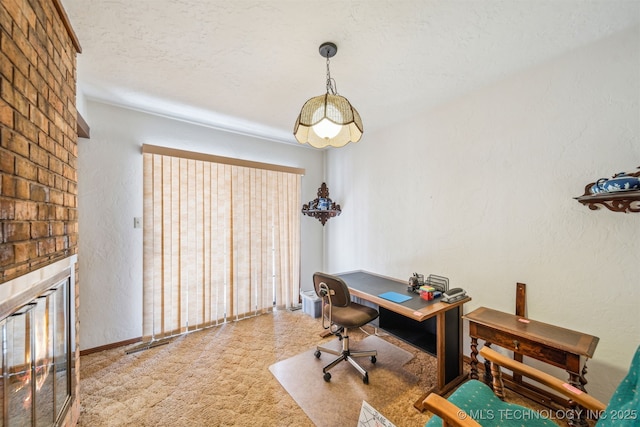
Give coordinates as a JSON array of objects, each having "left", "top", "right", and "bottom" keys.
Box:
[{"left": 134, "top": 217, "right": 142, "bottom": 228}]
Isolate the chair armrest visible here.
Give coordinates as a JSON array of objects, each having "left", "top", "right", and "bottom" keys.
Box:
[
  {"left": 479, "top": 346, "right": 606, "bottom": 412},
  {"left": 423, "top": 393, "right": 482, "bottom": 427}
]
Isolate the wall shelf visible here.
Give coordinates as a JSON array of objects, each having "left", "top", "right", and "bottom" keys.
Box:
[
  {"left": 575, "top": 169, "right": 640, "bottom": 213},
  {"left": 301, "top": 183, "right": 341, "bottom": 225}
]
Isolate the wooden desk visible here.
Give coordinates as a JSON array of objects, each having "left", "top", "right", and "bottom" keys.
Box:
[
  {"left": 465, "top": 307, "right": 599, "bottom": 423},
  {"left": 337, "top": 271, "right": 471, "bottom": 411}
]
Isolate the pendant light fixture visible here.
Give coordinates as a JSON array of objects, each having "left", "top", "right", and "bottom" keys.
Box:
[{"left": 293, "top": 42, "right": 363, "bottom": 148}]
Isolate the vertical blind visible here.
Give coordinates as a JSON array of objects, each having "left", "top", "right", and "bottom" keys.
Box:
[{"left": 142, "top": 145, "right": 303, "bottom": 341}]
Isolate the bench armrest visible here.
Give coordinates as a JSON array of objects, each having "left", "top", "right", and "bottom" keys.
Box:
[
  {"left": 422, "top": 393, "right": 482, "bottom": 427},
  {"left": 479, "top": 346, "right": 606, "bottom": 412}
]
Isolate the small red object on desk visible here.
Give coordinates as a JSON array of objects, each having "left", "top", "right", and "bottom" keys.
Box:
[{"left": 419, "top": 286, "right": 435, "bottom": 301}]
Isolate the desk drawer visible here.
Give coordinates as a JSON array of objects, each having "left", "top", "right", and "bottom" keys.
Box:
[{"left": 471, "top": 323, "right": 569, "bottom": 370}]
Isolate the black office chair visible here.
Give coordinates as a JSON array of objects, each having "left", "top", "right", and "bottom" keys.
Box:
[{"left": 313, "top": 272, "right": 379, "bottom": 384}]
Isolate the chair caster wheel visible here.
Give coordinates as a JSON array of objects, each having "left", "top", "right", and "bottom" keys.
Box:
[
  {"left": 314, "top": 350, "right": 321, "bottom": 359},
  {"left": 323, "top": 372, "right": 331, "bottom": 382},
  {"left": 370, "top": 356, "right": 377, "bottom": 364},
  {"left": 363, "top": 373, "right": 369, "bottom": 384}
]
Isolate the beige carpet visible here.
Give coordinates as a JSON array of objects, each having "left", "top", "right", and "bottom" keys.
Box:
[
  {"left": 79, "top": 310, "right": 438, "bottom": 426},
  {"left": 269, "top": 335, "right": 418, "bottom": 426},
  {"left": 78, "top": 309, "right": 555, "bottom": 426}
]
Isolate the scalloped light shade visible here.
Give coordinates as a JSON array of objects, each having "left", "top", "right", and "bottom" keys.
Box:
[{"left": 294, "top": 93, "right": 363, "bottom": 148}]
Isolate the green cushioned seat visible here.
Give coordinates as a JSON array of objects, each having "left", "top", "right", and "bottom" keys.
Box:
[{"left": 425, "top": 379, "right": 557, "bottom": 427}]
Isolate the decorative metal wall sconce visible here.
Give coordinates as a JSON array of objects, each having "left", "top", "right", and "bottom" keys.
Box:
[{"left": 301, "top": 183, "right": 341, "bottom": 225}]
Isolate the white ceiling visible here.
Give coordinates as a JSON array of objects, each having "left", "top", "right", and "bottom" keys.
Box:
[{"left": 61, "top": 0, "right": 639, "bottom": 145}]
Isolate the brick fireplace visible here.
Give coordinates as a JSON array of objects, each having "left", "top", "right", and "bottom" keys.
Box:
[
  {"left": 0, "top": 0, "right": 82, "bottom": 425},
  {"left": 0, "top": 256, "right": 77, "bottom": 425}
]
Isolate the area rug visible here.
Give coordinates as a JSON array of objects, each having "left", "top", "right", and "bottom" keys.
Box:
[{"left": 269, "top": 335, "right": 418, "bottom": 427}]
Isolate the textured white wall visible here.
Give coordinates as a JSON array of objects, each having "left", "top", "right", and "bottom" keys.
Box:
[
  {"left": 325, "top": 27, "right": 639, "bottom": 402},
  {"left": 78, "top": 102, "right": 324, "bottom": 350},
  {"left": 76, "top": 25, "right": 637, "bottom": 402}
]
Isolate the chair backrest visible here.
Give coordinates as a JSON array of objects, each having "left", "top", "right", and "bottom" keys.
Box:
[{"left": 313, "top": 272, "right": 351, "bottom": 307}]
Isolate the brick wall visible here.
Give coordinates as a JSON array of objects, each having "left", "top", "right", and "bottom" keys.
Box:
[
  {"left": 0, "top": 0, "right": 79, "bottom": 282},
  {"left": 0, "top": 0, "right": 80, "bottom": 425}
]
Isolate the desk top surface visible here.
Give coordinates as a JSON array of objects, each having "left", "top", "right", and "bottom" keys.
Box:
[
  {"left": 465, "top": 306, "right": 599, "bottom": 358},
  {"left": 337, "top": 270, "right": 470, "bottom": 322}
]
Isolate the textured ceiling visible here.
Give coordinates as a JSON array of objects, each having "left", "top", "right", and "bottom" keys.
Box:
[{"left": 61, "top": 0, "right": 640, "bottom": 145}]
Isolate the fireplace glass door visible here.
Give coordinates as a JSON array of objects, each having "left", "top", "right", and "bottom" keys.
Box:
[{"left": 0, "top": 278, "right": 71, "bottom": 427}]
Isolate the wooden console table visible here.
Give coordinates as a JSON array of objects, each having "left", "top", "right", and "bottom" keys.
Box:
[{"left": 465, "top": 307, "right": 599, "bottom": 425}]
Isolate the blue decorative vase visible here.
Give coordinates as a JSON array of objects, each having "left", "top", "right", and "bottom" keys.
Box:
[
  {"left": 317, "top": 198, "right": 329, "bottom": 210},
  {"left": 591, "top": 172, "right": 640, "bottom": 194}
]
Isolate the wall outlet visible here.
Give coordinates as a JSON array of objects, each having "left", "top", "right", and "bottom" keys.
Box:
[{"left": 134, "top": 217, "right": 142, "bottom": 229}]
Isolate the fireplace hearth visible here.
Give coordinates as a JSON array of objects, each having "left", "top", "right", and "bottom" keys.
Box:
[{"left": 0, "top": 256, "right": 77, "bottom": 427}]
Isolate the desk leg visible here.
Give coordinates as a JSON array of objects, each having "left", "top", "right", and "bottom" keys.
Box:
[
  {"left": 469, "top": 338, "right": 493, "bottom": 384},
  {"left": 483, "top": 343, "right": 493, "bottom": 385},
  {"left": 437, "top": 311, "right": 446, "bottom": 390},
  {"left": 414, "top": 308, "right": 467, "bottom": 412},
  {"left": 579, "top": 363, "right": 589, "bottom": 391},
  {"left": 490, "top": 362, "right": 506, "bottom": 401},
  {"left": 470, "top": 337, "right": 479, "bottom": 380},
  {"left": 567, "top": 372, "right": 589, "bottom": 427}
]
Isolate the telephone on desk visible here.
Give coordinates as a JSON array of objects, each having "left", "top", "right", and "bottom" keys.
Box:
[{"left": 441, "top": 288, "right": 467, "bottom": 303}]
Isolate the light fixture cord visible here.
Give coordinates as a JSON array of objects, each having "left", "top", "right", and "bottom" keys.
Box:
[{"left": 325, "top": 56, "right": 337, "bottom": 95}]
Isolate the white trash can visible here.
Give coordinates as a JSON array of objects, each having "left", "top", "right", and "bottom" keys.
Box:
[{"left": 300, "top": 290, "right": 322, "bottom": 318}]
